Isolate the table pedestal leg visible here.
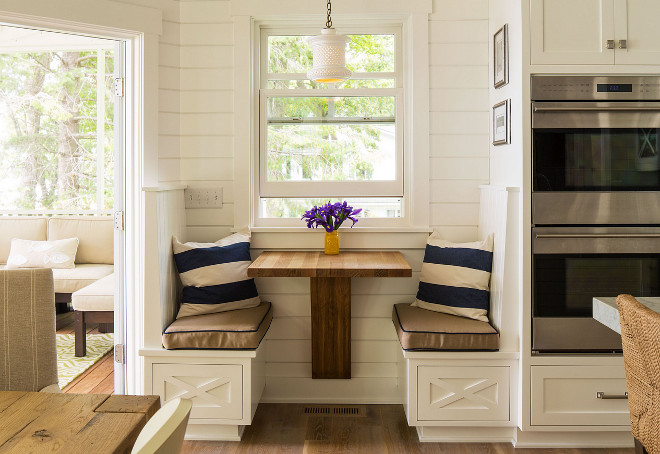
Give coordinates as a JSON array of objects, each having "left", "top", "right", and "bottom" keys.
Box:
[{"left": 310, "top": 277, "right": 351, "bottom": 379}]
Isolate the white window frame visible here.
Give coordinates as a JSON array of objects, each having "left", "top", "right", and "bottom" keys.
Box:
[{"left": 254, "top": 25, "right": 408, "bottom": 227}]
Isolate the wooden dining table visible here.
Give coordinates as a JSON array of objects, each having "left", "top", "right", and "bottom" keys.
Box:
[
  {"left": 248, "top": 250, "right": 412, "bottom": 379},
  {"left": 0, "top": 391, "right": 160, "bottom": 453}
]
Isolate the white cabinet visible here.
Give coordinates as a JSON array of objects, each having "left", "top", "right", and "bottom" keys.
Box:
[
  {"left": 153, "top": 363, "right": 243, "bottom": 420},
  {"left": 417, "top": 366, "right": 510, "bottom": 422},
  {"left": 530, "top": 365, "right": 630, "bottom": 426},
  {"left": 530, "top": 0, "right": 660, "bottom": 65},
  {"left": 531, "top": 0, "right": 614, "bottom": 65},
  {"left": 612, "top": 0, "right": 660, "bottom": 64}
]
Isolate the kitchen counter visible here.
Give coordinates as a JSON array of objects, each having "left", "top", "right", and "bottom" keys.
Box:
[{"left": 593, "top": 296, "right": 660, "bottom": 334}]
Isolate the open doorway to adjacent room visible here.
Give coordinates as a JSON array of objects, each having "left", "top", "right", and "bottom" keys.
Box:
[{"left": 0, "top": 24, "right": 126, "bottom": 394}]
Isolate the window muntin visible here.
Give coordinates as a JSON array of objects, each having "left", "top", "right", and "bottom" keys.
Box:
[{"left": 257, "top": 27, "right": 403, "bottom": 222}]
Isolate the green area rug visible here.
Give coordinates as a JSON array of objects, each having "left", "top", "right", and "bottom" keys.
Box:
[{"left": 56, "top": 333, "right": 114, "bottom": 389}]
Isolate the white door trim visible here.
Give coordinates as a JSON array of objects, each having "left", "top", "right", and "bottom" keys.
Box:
[{"left": 0, "top": 2, "right": 162, "bottom": 395}]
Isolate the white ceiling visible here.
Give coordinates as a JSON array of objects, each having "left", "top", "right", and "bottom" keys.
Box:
[{"left": 0, "top": 25, "right": 115, "bottom": 52}]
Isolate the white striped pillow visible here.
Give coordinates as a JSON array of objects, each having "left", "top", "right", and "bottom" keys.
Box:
[
  {"left": 172, "top": 231, "right": 261, "bottom": 318},
  {"left": 411, "top": 232, "right": 493, "bottom": 322}
]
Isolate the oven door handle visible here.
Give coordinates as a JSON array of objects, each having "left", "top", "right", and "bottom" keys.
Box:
[
  {"left": 535, "top": 233, "right": 660, "bottom": 239},
  {"left": 533, "top": 106, "right": 660, "bottom": 112}
]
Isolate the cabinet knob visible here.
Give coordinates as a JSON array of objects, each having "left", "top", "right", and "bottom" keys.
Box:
[
  {"left": 619, "top": 39, "right": 627, "bottom": 49},
  {"left": 606, "top": 40, "right": 615, "bottom": 49}
]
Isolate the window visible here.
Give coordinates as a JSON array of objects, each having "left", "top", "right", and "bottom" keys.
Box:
[
  {"left": 256, "top": 26, "right": 404, "bottom": 224},
  {"left": 0, "top": 40, "right": 115, "bottom": 215}
]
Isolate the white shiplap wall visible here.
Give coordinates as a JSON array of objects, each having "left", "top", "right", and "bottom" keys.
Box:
[
  {"left": 429, "top": 0, "right": 489, "bottom": 243},
  {"left": 174, "top": 1, "right": 234, "bottom": 242},
  {"left": 171, "top": 0, "right": 490, "bottom": 402},
  {"left": 150, "top": 0, "right": 181, "bottom": 183}
]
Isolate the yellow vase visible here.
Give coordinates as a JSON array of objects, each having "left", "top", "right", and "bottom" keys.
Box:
[{"left": 324, "top": 231, "right": 339, "bottom": 255}]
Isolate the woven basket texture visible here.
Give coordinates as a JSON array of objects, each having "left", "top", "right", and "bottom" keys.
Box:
[{"left": 617, "top": 294, "right": 660, "bottom": 454}]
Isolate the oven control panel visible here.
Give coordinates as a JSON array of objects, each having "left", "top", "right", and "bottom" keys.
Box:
[{"left": 531, "top": 75, "right": 660, "bottom": 100}]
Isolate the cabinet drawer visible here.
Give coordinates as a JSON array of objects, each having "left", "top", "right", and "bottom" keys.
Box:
[
  {"left": 417, "top": 366, "right": 510, "bottom": 421},
  {"left": 153, "top": 363, "right": 243, "bottom": 420},
  {"left": 531, "top": 365, "right": 629, "bottom": 426}
]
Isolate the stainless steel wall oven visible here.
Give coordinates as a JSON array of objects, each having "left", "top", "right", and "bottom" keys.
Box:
[{"left": 531, "top": 75, "right": 660, "bottom": 354}]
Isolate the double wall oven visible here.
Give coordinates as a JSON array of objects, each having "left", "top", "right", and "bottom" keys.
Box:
[{"left": 531, "top": 75, "right": 660, "bottom": 354}]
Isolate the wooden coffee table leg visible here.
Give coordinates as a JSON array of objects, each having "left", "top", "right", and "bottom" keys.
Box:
[{"left": 310, "top": 277, "right": 351, "bottom": 379}]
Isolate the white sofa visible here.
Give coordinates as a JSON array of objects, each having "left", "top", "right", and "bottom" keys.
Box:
[{"left": 0, "top": 216, "right": 114, "bottom": 343}]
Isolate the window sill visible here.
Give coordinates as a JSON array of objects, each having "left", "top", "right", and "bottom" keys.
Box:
[
  {"left": 248, "top": 226, "right": 431, "bottom": 234},
  {"left": 246, "top": 226, "right": 431, "bottom": 250}
]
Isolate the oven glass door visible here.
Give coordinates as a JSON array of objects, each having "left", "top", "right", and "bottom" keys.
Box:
[
  {"left": 532, "top": 227, "right": 660, "bottom": 353},
  {"left": 533, "top": 128, "right": 660, "bottom": 192},
  {"left": 534, "top": 254, "right": 660, "bottom": 318}
]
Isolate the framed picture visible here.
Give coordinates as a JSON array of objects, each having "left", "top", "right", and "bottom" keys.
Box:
[
  {"left": 492, "top": 99, "right": 510, "bottom": 145},
  {"left": 493, "top": 24, "right": 508, "bottom": 88}
]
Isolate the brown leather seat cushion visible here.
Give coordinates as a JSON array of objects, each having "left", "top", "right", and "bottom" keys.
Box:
[
  {"left": 163, "top": 301, "right": 272, "bottom": 350},
  {"left": 392, "top": 303, "right": 499, "bottom": 351}
]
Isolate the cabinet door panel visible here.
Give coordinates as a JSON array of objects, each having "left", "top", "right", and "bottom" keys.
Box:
[
  {"left": 531, "top": 365, "right": 629, "bottom": 426},
  {"left": 531, "top": 0, "right": 615, "bottom": 65},
  {"left": 614, "top": 0, "right": 660, "bottom": 64}
]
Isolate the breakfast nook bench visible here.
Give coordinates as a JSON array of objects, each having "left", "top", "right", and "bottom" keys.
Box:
[
  {"left": 394, "top": 303, "right": 517, "bottom": 442},
  {"left": 143, "top": 301, "right": 272, "bottom": 441}
]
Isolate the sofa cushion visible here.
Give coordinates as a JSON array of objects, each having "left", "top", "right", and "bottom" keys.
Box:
[
  {"left": 6, "top": 238, "right": 79, "bottom": 269},
  {"left": 0, "top": 217, "right": 47, "bottom": 264},
  {"left": 163, "top": 301, "right": 272, "bottom": 350},
  {"left": 48, "top": 217, "right": 113, "bottom": 265},
  {"left": 412, "top": 232, "right": 493, "bottom": 322},
  {"left": 51, "top": 264, "right": 114, "bottom": 293},
  {"left": 173, "top": 231, "right": 261, "bottom": 319},
  {"left": 72, "top": 273, "right": 114, "bottom": 311},
  {"left": 392, "top": 303, "right": 499, "bottom": 351}
]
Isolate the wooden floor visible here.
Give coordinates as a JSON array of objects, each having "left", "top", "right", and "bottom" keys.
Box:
[
  {"left": 56, "top": 311, "right": 114, "bottom": 394},
  {"left": 52, "top": 315, "right": 632, "bottom": 452},
  {"left": 182, "top": 404, "right": 635, "bottom": 454}
]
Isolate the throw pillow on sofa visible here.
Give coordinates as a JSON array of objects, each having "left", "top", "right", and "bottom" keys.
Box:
[
  {"left": 6, "top": 237, "right": 79, "bottom": 269},
  {"left": 172, "top": 231, "right": 261, "bottom": 318},
  {"left": 411, "top": 231, "right": 493, "bottom": 322}
]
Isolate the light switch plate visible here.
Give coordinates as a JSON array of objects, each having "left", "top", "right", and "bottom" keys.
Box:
[{"left": 184, "top": 187, "right": 223, "bottom": 209}]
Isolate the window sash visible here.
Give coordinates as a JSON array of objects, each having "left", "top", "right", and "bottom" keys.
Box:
[
  {"left": 260, "top": 26, "right": 402, "bottom": 90},
  {"left": 256, "top": 26, "right": 405, "bottom": 224},
  {"left": 259, "top": 89, "right": 404, "bottom": 198}
]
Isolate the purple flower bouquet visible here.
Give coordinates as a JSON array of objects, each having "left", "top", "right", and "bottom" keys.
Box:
[{"left": 301, "top": 201, "right": 362, "bottom": 232}]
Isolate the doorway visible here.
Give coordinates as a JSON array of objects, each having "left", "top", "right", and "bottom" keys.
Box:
[{"left": 0, "top": 24, "right": 127, "bottom": 394}]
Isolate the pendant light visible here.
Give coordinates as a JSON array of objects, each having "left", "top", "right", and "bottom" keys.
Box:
[{"left": 307, "top": 0, "right": 352, "bottom": 84}]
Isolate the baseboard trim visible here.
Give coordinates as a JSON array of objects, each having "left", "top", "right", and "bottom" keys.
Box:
[
  {"left": 260, "top": 396, "right": 400, "bottom": 404},
  {"left": 184, "top": 423, "right": 245, "bottom": 441},
  {"left": 514, "top": 428, "right": 634, "bottom": 448},
  {"left": 416, "top": 426, "right": 515, "bottom": 443}
]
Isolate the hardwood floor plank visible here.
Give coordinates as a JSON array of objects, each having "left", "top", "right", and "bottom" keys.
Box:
[
  {"left": 58, "top": 316, "right": 114, "bottom": 394},
  {"left": 63, "top": 352, "right": 114, "bottom": 393},
  {"left": 182, "top": 404, "right": 635, "bottom": 454},
  {"left": 89, "top": 371, "right": 115, "bottom": 394}
]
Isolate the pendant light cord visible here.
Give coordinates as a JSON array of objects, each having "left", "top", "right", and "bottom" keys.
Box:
[{"left": 326, "top": 0, "right": 332, "bottom": 28}]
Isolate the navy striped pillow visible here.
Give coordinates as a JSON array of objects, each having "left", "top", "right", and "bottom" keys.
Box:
[
  {"left": 173, "top": 232, "right": 260, "bottom": 318},
  {"left": 412, "top": 232, "right": 493, "bottom": 322}
]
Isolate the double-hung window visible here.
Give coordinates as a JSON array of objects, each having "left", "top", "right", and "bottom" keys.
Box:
[{"left": 256, "top": 26, "right": 404, "bottom": 224}]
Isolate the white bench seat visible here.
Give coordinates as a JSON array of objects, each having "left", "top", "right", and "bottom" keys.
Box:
[
  {"left": 72, "top": 272, "right": 114, "bottom": 357},
  {"left": 71, "top": 271, "right": 114, "bottom": 309}
]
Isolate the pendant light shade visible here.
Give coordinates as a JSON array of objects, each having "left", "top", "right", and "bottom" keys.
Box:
[{"left": 307, "top": 1, "right": 352, "bottom": 83}]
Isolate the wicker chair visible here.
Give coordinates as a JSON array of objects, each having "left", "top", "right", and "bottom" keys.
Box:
[{"left": 617, "top": 294, "right": 660, "bottom": 454}]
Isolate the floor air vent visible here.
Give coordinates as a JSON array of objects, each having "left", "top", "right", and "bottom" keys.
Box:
[
  {"left": 304, "top": 407, "right": 331, "bottom": 415},
  {"left": 303, "top": 406, "right": 364, "bottom": 417}
]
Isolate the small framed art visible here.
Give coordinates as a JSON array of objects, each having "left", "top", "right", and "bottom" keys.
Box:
[
  {"left": 493, "top": 24, "right": 508, "bottom": 88},
  {"left": 492, "top": 99, "right": 510, "bottom": 145}
]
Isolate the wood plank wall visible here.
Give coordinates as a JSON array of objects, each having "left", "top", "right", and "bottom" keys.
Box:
[{"left": 156, "top": 0, "right": 490, "bottom": 402}]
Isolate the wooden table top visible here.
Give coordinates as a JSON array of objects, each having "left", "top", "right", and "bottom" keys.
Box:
[
  {"left": 247, "top": 251, "right": 412, "bottom": 278},
  {"left": 0, "top": 391, "right": 160, "bottom": 454}
]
